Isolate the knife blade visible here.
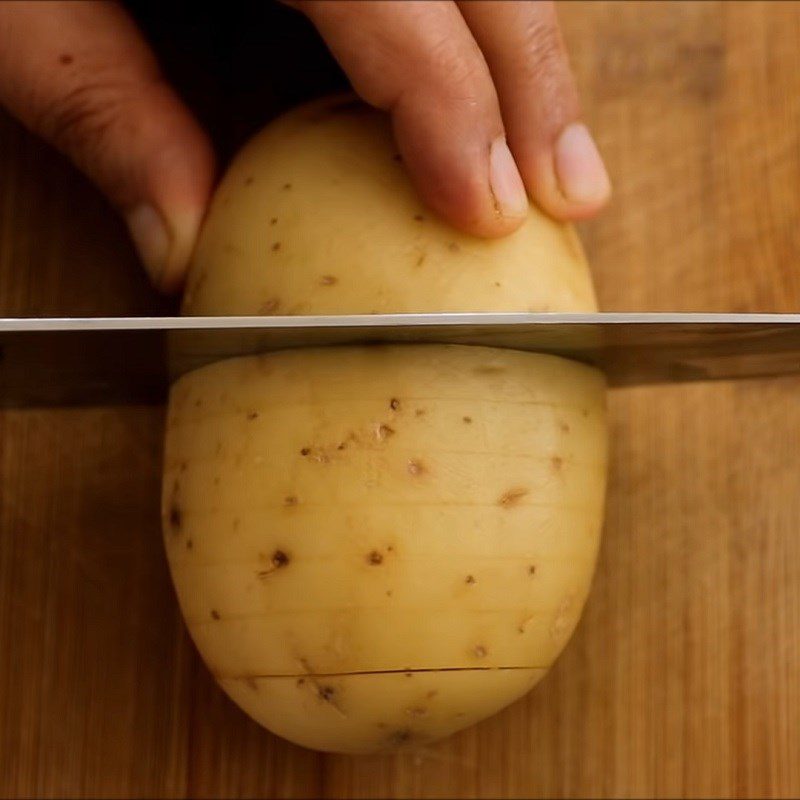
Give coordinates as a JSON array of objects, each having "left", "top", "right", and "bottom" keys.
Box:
[{"left": 1, "top": 312, "right": 799, "bottom": 407}]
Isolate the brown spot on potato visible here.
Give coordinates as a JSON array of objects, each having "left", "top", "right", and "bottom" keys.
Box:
[
  {"left": 386, "top": 545, "right": 394, "bottom": 552},
  {"left": 194, "top": 399, "right": 202, "bottom": 408},
  {"left": 179, "top": 461, "right": 188, "bottom": 473},
  {"left": 448, "top": 242, "right": 460, "bottom": 252},
  {"left": 169, "top": 504, "right": 182, "bottom": 531},
  {"left": 59, "top": 53, "right": 74, "bottom": 65},
  {"left": 386, "top": 590, "right": 393, "bottom": 597},
  {"left": 404, "top": 672, "right": 413, "bottom": 678},
  {"left": 284, "top": 495, "right": 298, "bottom": 507},
  {"left": 210, "top": 609, "right": 220, "bottom": 620},
  {"left": 337, "top": 442, "right": 347, "bottom": 451},
  {"left": 559, "top": 420, "right": 571, "bottom": 433},
  {"left": 426, "top": 690, "right": 438, "bottom": 699},
  {"left": 319, "top": 274, "right": 338, "bottom": 286},
  {"left": 389, "top": 397, "right": 400, "bottom": 411},
  {"left": 318, "top": 685, "right": 335, "bottom": 702},
  {"left": 270, "top": 217, "right": 278, "bottom": 225},
  {"left": 297, "top": 678, "right": 306, "bottom": 686},
  {"left": 244, "top": 176, "right": 254, "bottom": 186},
  {"left": 388, "top": 729, "right": 412, "bottom": 746},
  {"left": 246, "top": 410, "right": 259, "bottom": 420},
  {"left": 232, "top": 517, "right": 240, "bottom": 531},
  {"left": 299, "top": 446, "right": 330, "bottom": 464},
  {"left": 415, "top": 408, "right": 426, "bottom": 417},
  {"left": 407, "top": 459, "right": 425, "bottom": 476},
  {"left": 244, "top": 677, "right": 258, "bottom": 691},
  {"left": 367, "top": 550, "right": 384, "bottom": 565},
  {"left": 551, "top": 455, "right": 563, "bottom": 471},
  {"left": 257, "top": 549, "right": 290, "bottom": 579},
  {"left": 494, "top": 281, "right": 501, "bottom": 287},
  {"left": 283, "top": 182, "right": 292, "bottom": 190},
  {"left": 413, "top": 214, "right": 424, "bottom": 222},
  {"left": 375, "top": 423, "right": 395, "bottom": 441},
  {"left": 186, "top": 539, "right": 193, "bottom": 550},
  {"left": 271, "top": 242, "right": 281, "bottom": 252},
  {"left": 415, "top": 253, "right": 427, "bottom": 267},
  {"left": 474, "top": 365, "right": 505, "bottom": 375},
  {"left": 259, "top": 298, "right": 281, "bottom": 314},
  {"left": 213, "top": 476, "right": 220, "bottom": 486},
  {"left": 463, "top": 416, "right": 472, "bottom": 424},
  {"left": 465, "top": 575, "right": 476, "bottom": 585},
  {"left": 582, "top": 409, "right": 590, "bottom": 417},
  {"left": 498, "top": 487, "right": 528, "bottom": 507},
  {"left": 528, "top": 565, "right": 537, "bottom": 576},
  {"left": 473, "top": 644, "right": 488, "bottom": 658}
]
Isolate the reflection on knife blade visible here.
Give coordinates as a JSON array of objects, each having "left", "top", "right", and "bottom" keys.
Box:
[{"left": 1, "top": 313, "right": 800, "bottom": 407}]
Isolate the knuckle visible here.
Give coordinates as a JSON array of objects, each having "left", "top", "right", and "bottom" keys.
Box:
[
  {"left": 36, "top": 81, "right": 118, "bottom": 151},
  {"left": 425, "top": 36, "right": 486, "bottom": 101},
  {"left": 518, "top": 16, "right": 566, "bottom": 84},
  {"left": 31, "top": 68, "right": 156, "bottom": 174}
]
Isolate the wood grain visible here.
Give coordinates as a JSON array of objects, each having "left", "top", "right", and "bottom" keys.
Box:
[{"left": 1, "top": 2, "right": 799, "bottom": 797}]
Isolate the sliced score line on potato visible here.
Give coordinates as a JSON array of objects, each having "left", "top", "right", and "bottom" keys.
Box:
[{"left": 218, "top": 666, "right": 552, "bottom": 677}]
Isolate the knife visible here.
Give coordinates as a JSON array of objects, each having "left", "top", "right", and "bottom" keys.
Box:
[{"left": 1, "top": 312, "right": 799, "bottom": 407}]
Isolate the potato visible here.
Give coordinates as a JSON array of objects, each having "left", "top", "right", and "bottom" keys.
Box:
[
  {"left": 164, "top": 97, "right": 608, "bottom": 754},
  {"left": 164, "top": 346, "right": 606, "bottom": 753},
  {"left": 182, "top": 95, "right": 597, "bottom": 316}
]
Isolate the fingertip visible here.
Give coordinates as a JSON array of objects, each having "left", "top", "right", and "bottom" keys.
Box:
[
  {"left": 134, "top": 106, "right": 216, "bottom": 293},
  {"left": 403, "top": 145, "right": 529, "bottom": 240},
  {"left": 488, "top": 136, "right": 529, "bottom": 220},
  {"left": 532, "top": 183, "right": 612, "bottom": 223},
  {"left": 553, "top": 123, "right": 612, "bottom": 208},
  {"left": 519, "top": 122, "right": 612, "bottom": 223},
  {"left": 393, "top": 107, "right": 530, "bottom": 240}
]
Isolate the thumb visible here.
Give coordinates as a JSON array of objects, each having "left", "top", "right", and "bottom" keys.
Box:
[{"left": 0, "top": 1, "right": 215, "bottom": 292}]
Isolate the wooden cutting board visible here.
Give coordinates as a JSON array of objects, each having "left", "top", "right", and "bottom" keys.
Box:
[{"left": 1, "top": 2, "right": 799, "bottom": 797}]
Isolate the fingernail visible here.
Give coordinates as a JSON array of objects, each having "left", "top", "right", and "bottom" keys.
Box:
[
  {"left": 554, "top": 123, "right": 611, "bottom": 204},
  {"left": 126, "top": 204, "right": 170, "bottom": 286},
  {"left": 489, "top": 137, "right": 528, "bottom": 218}
]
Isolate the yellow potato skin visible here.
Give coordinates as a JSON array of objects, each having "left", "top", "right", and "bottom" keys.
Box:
[
  {"left": 163, "top": 346, "right": 607, "bottom": 753},
  {"left": 166, "top": 97, "right": 608, "bottom": 754},
  {"left": 183, "top": 96, "right": 597, "bottom": 316},
  {"left": 219, "top": 669, "right": 546, "bottom": 756}
]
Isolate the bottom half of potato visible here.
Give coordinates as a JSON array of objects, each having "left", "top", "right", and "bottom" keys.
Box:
[{"left": 162, "top": 344, "right": 608, "bottom": 753}]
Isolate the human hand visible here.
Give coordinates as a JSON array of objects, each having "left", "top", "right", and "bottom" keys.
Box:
[{"left": 0, "top": 1, "right": 610, "bottom": 293}]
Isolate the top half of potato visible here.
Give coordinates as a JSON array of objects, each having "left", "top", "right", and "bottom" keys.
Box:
[{"left": 183, "top": 96, "right": 598, "bottom": 316}]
